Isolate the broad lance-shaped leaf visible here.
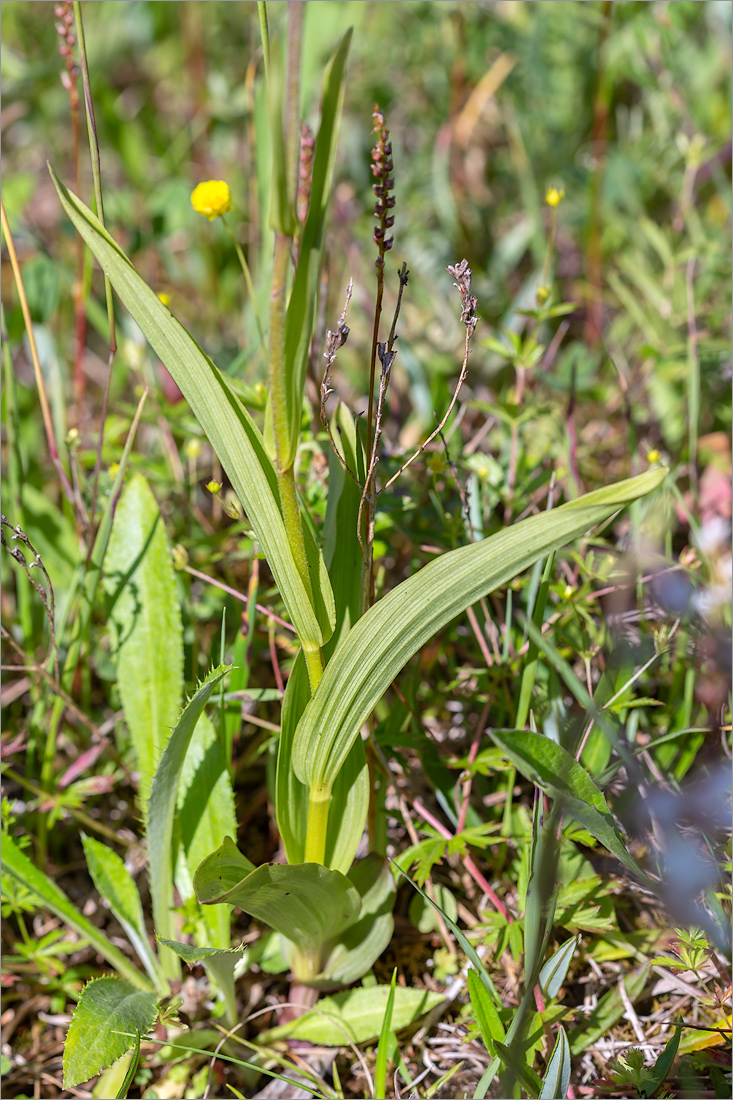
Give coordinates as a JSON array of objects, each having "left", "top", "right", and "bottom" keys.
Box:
[
  {"left": 262, "top": 985, "right": 444, "bottom": 1046},
  {"left": 293, "top": 468, "right": 666, "bottom": 795},
  {"left": 63, "top": 977, "right": 158, "bottom": 1090},
  {"left": 103, "top": 474, "right": 183, "bottom": 817},
  {"left": 490, "top": 730, "right": 656, "bottom": 888},
  {"left": 194, "top": 836, "right": 360, "bottom": 981},
  {"left": 49, "top": 163, "right": 335, "bottom": 653},
  {"left": 147, "top": 665, "right": 231, "bottom": 978}
]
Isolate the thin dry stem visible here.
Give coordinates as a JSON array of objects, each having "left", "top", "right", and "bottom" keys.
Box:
[
  {"left": 0, "top": 521, "right": 58, "bottom": 682},
  {"left": 357, "top": 263, "right": 409, "bottom": 563},
  {"left": 381, "top": 259, "right": 477, "bottom": 495}
]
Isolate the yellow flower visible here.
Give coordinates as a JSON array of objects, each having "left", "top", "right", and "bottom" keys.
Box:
[
  {"left": 157, "top": 291, "right": 171, "bottom": 307},
  {"left": 563, "top": 584, "right": 575, "bottom": 599},
  {"left": 647, "top": 449, "right": 660, "bottom": 463},
  {"left": 191, "top": 180, "right": 232, "bottom": 220},
  {"left": 206, "top": 479, "right": 223, "bottom": 494},
  {"left": 545, "top": 186, "right": 565, "bottom": 208}
]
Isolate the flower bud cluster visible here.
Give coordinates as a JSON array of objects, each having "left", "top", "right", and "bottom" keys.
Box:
[
  {"left": 55, "top": 2, "right": 79, "bottom": 93},
  {"left": 371, "top": 107, "right": 396, "bottom": 269}
]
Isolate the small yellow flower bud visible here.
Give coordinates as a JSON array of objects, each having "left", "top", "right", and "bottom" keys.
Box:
[
  {"left": 206, "top": 479, "right": 223, "bottom": 495},
  {"left": 66, "top": 427, "right": 80, "bottom": 446},
  {"left": 108, "top": 462, "right": 120, "bottom": 478},
  {"left": 157, "top": 292, "right": 171, "bottom": 307},
  {"left": 172, "top": 543, "right": 189, "bottom": 571},
  {"left": 545, "top": 186, "right": 565, "bottom": 208},
  {"left": 536, "top": 284, "right": 551, "bottom": 305},
  {"left": 647, "top": 449, "right": 660, "bottom": 463},
  {"left": 184, "top": 438, "right": 202, "bottom": 459},
  {"left": 191, "top": 180, "right": 232, "bottom": 220},
  {"left": 563, "top": 584, "right": 575, "bottom": 599}
]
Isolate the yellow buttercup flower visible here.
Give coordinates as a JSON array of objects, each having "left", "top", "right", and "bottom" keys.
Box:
[
  {"left": 191, "top": 180, "right": 232, "bottom": 220},
  {"left": 545, "top": 186, "right": 565, "bottom": 208},
  {"left": 647, "top": 449, "right": 660, "bottom": 463}
]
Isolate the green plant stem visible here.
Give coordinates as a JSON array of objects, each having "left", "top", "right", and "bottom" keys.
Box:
[
  {"left": 304, "top": 786, "right": 330, "bottom": 864},
  {"left": 268, "top": 231, "right": 323, "bottom": 693},
  {"left": 285, "top": 1, "right": 304, "bottom": 201},
  {"left": 257, "top": 1, "right": 270, "bottom": 85}
]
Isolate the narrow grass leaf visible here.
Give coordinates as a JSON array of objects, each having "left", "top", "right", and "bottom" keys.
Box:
[
  {"left": 283, "top": 30, "right": 352, "bottom": 467},
  {"left": 467, "top": 968, "right": 505, "bottom": 1056},
  {"left": 2, "top": 831, "right": 154, "bottom": 991},
  {"left": 62, "top": 977, "right": 158, "bottom": 1089},
  {"left": 391, "top": 860, "right": 502, "bottom": 1006},
  {"left": 294, "top": 469, "right": 666, "bottom": 797},
  {"left": 81, "top": 834, "right": 165, "bottom": 991},
  {"left": 114, "top": 1030, "right": 140, "bottom": 1100},
  {"left": 374, "top": 969, "right": 397, "bottom": 1100},
  {"left": 540, "top": 1026, "right": 571, "bottom": 1099}
]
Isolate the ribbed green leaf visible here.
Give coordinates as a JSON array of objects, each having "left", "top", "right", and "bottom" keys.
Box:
[
  {"left": 49, "top": 164, "right": 334, "bottom": 651},
  {"left": 275, "top": 651, "right": 369, "bottom": 874},
  {"left": 490, "top": 730, "right": 654, "bottom": 888},
  {"left": 103, "top": 474, "right": 182, "bottom": 817},
  {"left": 62, "top": 977, "right": 158, "bottom": 1089},
  {"left": 262, "top": 985, "right": 444, "bottom": 1046},
  {"left": 293, "top": 469, "right": 666, "bottom": 796},
  {"left": 194, "top": 839, "right": 360, "bottom": 973},
  {"left": 147, "top": 665, "right": 231, "bottom": 978},
  {"left": 283, "top": 30, "right": 352, "bottom": 467},
  {"left": 2, "top": 832, "right": 153, "bottom": 992},
  {"left": 81, "top": 834, "right": 165, "bottom": 991}
]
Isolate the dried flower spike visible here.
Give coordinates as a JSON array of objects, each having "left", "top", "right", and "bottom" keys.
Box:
[
  {"left": 371, "top": 107, "right": 396, "bottom": 269},
  {"left": 191, "top": 180, "right": 232, "bottom": 220}
]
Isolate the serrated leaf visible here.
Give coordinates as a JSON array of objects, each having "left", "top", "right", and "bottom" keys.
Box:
[
  {"left": 262, "top": 985, "right": 444, "bottom": 1046},
  {"left": 294, "top": 469, "right": 666, "bottom": 799},
  {"left": 539, "top": 935, "right": 580, "bottom": 1000},
  {"left": 176, "top": 713, "right": 236, "bottom": 949},
  {"left": 103, "top": 474, "right": 182, "bottom": 817},
  {"left": 540, "top": 1026, "right": 571, "bottom": 1099},
  {"left": 62, "top": 977, "right": 158, "bottom": 1089},
  {"left": 147, "top": 665, "right": 231, "bottom": 977},
  {"left": 2, "top": 831, "right": 153, "bottom": 991},
  {"left": 490, "top": 731, "right": 655, "bottom": 888},
  {"left": 49, "top": 164, "right": 334, "bottom": 651},
  {"left": 81, "top": 835, "right": 165, "bottom": 991}
]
